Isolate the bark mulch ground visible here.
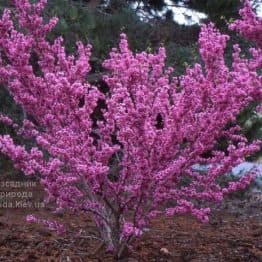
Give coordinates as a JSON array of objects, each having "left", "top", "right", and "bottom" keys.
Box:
[{"left": 0, "top": 173, "right": 261, "bottom": 261}]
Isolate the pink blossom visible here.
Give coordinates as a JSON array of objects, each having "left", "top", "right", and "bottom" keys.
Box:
[{"left": 26, "top": 214, "right": 37, "bottom": 223}]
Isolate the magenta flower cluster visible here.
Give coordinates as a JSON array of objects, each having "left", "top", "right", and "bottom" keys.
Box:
[
  {"left": 0, "top": 0, "right": 261, "bottom": 256},
  {"left": 230, "top": 0, "right": 262, "bottom": 49},
  {"left": 26, "top": 214, "right": 65, "bottom": 235}
]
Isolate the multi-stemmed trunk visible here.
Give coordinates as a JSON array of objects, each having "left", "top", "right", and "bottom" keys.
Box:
[{"left": 95, "top": 210, "right": 129, "bottom": 259}]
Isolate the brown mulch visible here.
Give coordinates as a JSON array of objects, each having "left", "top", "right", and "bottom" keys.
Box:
[{"left": 0, "top": 173, "right": 261, "bottom": 261}]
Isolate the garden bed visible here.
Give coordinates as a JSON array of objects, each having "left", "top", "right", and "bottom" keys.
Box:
[{"left": 0, "top": 173, "right": 261, "bottom": 261}]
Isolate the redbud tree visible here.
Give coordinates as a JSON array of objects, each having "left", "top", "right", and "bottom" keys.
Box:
[{"left": 0, "top": 0, "right": 261, "bottom": 258}]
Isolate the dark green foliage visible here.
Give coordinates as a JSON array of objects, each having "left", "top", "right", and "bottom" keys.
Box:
[
  {"left": 188, "top": 0, "right": 240, "bottom": 23},
  {"left": 40, "top": 0, "right": 201, "bottom": 71},
  {"left": 165, "top": 42, "right": 200, "bottom": 75},
  {"left": 238, "top": 103, "right": 262, "bottom": 159}
]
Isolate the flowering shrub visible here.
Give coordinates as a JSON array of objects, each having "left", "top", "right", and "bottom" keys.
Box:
[
  {"left": 0, "top": 0, "right": 261, "bottom": 258},
  {"left": 229, "top": 0, "right": 262, "bottom": 49}
]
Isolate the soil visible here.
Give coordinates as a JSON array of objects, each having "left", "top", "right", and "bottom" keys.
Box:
[{"left": 0, "top": 172, "right": 261, "bottom": 262}]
